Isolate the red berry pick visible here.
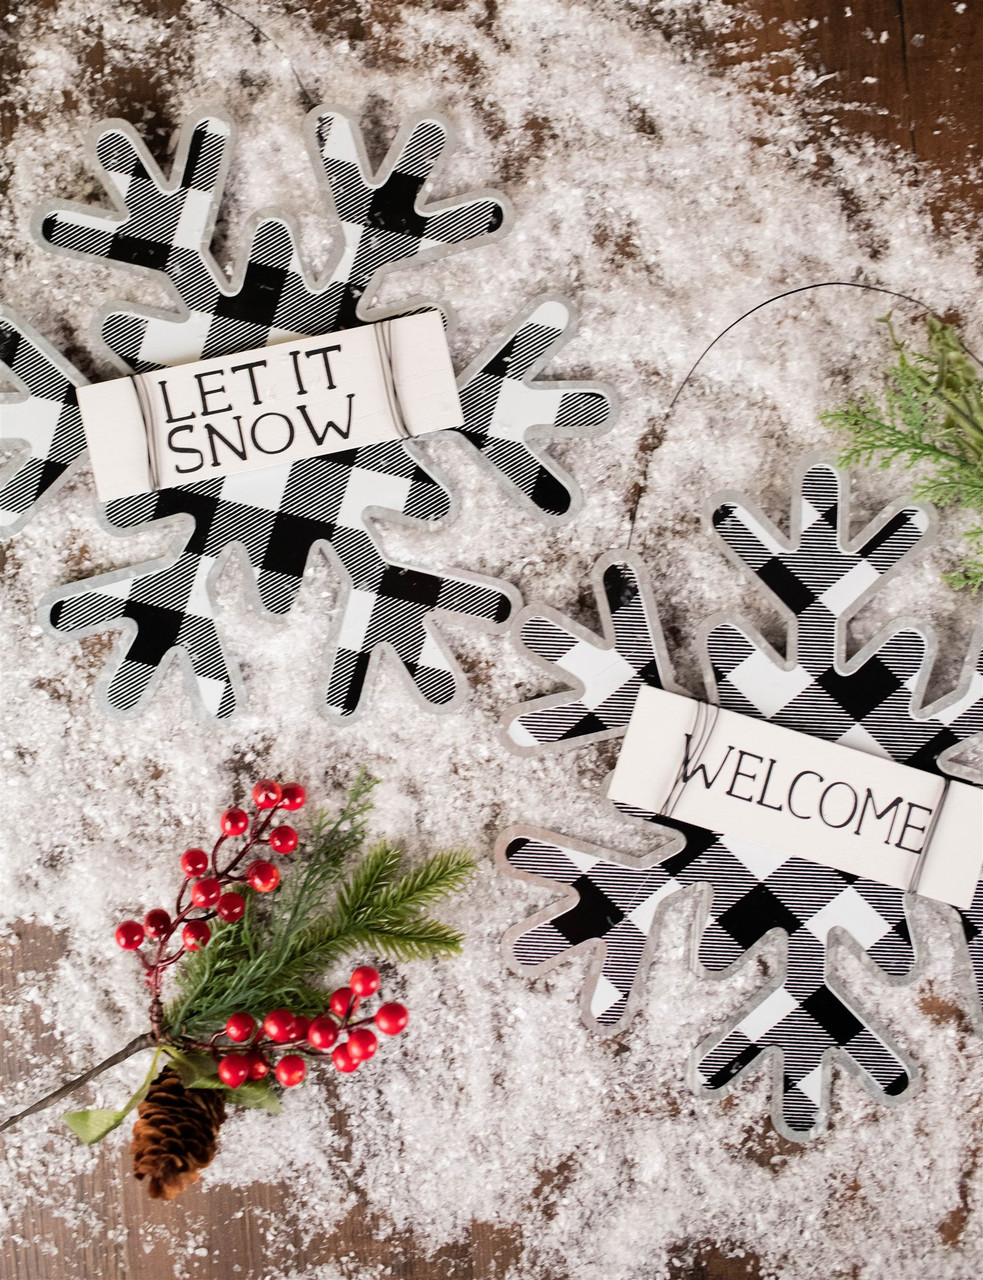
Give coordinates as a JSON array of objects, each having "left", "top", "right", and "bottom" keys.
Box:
[
  {"left": 216, "top": 891, "right": 246, "bottom": 923},
  {"left": 143, "top": 908, "right": 171, "bottom": 939},
  {"left": 332, "top": 1042, "right": 358, "bottom": 1073},
  {"left": 190, "top": 876, "right": 221, "bottom": 908},
  {"left": 280, "top": 783, "right": 306, "bottom": 811},
  {"left": 350, "top": 966, "right": 380, "bottom": 997},
  {"left": 180, "top": 848, "right": 209, "bottom": 878},
  {"left": 329, "top": 987, "right": 358, "bottom": 1019},
  {"left": 307, "top": 1015, "right": 339, "bottom": 1051},
  {"left": 252, "top": 779, "right": 282, "bottom": 810},
  {"left": 275, "top": 1055, "right": 307, "bottom": 1088},
  {"left": 182, "top": 920, "right": 211, "bottom": 950},
  {"left": 263, "top": 1008, "right": 298, "bottom": 1043},
  {"left": 268, "top": 825, "right": 298, "bottom": 855},
  {"left": 347, "top": 1027, "right": 378, "bottom": 1062},
  {"left": 218, "top": 1055, "right": 251, "bottom": 1089},
  {"left": 115, "top": 920, "right": 145, "bottom": 950},
  {"left": 246, "top": 860, "right": 279, "bottom": 893},
  {"left": 375, "top": 1003, "right": 409, "bottom": 1036},
  {"left": 220, "top": 808, "right": 249, "bottom": 837},
  {"left": 225, "top": 1012, "right": 256, "bottom": 1043}
]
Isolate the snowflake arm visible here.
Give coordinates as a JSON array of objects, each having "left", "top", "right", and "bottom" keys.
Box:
[
  {"left": 312, "top": 108, "right": 507, "bottom": 326},
  {"left": 705, "top": 458, "right": 980, "bottom": 769},
  {"left": 926, "top": 627, "right": 983, "bottom": 782},
  {"left": 498, "top": 828, "right": 680, "bottom": 1028},
  {"left": 654, "top": 822, "right": 916, "bottom": 1133},
  {"left": 46, "top": 507, "right": 241, "bottom": 719},
  {"left": 0, "top": 309, "right": 87, "bottom": 535},
  {"left": 322, "top": 504, "right": 517, "bottom": 717},
  {"left": 504, "top": 554, "right": 674, "bottom": 750},
  {"left": 694, "top": 929, "right": 911, "bottom": 1136},
  {"left": 38, "top": 113, "right": 238, "bottom": 370},
  {"left": 453, "top": 296, "right": 613, "bottom": 517}
]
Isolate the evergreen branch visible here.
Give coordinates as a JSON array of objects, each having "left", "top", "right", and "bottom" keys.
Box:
[
  {"left": 273, "top": 848, "right": 475, "bottom": 985},
  {"left": 372, "top": 849, "right": 476, "bottom": 915},
  {"left": 822, "top": 315, "right": 983, "bottom": 591},
  {"left": 269, "top": 771, "right": 377, "bottom": 953},
  {"left": 356, "top": 920, "right": 467, "bottom": 962},
  {"left": 334, "top": 842, "right": 404, "bottom": 926},
  {"left": 163, "top": 777, "right": 474, "bottom": 1039}
]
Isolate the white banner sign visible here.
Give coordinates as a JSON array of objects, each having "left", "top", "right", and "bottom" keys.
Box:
[
  {"left": 77, "top": 310, "right": 463, "bottom": 501},
  {"left": 608, "top": 686, "right": 983, "bottom": 910}
]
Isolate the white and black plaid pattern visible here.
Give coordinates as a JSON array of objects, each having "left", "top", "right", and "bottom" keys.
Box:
[
  {"left": 660, "top": 819, "right": 915, "bottom": 1132},
  {"left": 709, "top": 463, "right": 982, "bottom": 770},
  {"left": 501, "top": 820, "right": 914, "bottom": 1131},
  {"left": 501, "top": 463, "right": 982, "bottom": 1135},
  {"left": 507, "top": 554, "right": 670, "bottom": 749},
  {"left": 0, "top": 309, "right": 87, "bottom": 535},
  {"left": 37, "top": 109, "right": 610, "bottom": 718},
  {"left": 315, "top": 113, "right": 504, "bottom": 330},
  {"left": 501, "top": 832, "right": 680, "bottom": 1027},
  {"left": 454, "top": 297, "right": 611, "bottom": 517}
]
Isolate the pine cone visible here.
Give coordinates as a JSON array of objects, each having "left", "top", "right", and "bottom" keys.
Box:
[{"left": 131, "top": 1066, "right": 226, "bottom": 1200}]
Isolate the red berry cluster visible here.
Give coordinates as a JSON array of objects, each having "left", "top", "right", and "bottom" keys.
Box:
[
  {"left": 114, "top": 781, "right": 305, "bottom": 1018},
  {"left": 214, "top": 966, "right": 408, "bottom": 1088}
]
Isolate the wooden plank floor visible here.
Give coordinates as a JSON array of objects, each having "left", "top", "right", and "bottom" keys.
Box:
[
  {"left": 691, "top": 0, "right": 983, "bottom": 221},
  {"left": 0, "top": 3, "right": 980, "bottom": 1279}
]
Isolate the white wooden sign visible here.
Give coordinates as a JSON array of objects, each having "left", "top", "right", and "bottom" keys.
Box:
[
  {"left": 77, "top": 310, "right": 463, "bottom": 501},
  {"left": 608, "top": 686, "right": 983, "bottom": 909}
]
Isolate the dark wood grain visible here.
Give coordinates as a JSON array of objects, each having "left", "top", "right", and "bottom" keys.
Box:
[{"left": 697, "top": 0, "right": 983, "bottom": 219}]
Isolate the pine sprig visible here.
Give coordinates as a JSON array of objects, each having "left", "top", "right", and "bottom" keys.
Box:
[
  {"left": 822, "top": 315, "right": 983, "bottom": 591},
  {"left": 167, "top": 775, "right": 475, "bottom": 1038}
]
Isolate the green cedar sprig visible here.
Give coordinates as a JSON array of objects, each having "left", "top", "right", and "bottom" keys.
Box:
[
  {"left": 166, "top": 772, "right": 475, "bottom": 1039},
  {"left": 821, "top": 315, "right": 983, "bottom": 592}
]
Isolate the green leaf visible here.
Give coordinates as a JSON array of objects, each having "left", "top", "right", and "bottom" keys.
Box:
[
  {"left": 228, "top": 1080, "right": 282, "bottom": 1113},
  {"left": 157, "top": 1047, "right": 281, "bottom": 1111},
  {"left": 162, "top": 1046, "right": 218, "bottom": 1088},
  {"left": 63, "top": 1050, "right": 162, "bottom": 1145},
  {"left": 63, "top": 1107, "right": 132, "bottom": 1144}
]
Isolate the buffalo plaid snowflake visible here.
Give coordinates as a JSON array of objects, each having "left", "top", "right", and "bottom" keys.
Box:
[
  {"left": 36, "top": 108, "right": 611, "bottom": 718},
  {"left": 0, "top": 308, "right": 87, "bottom": 536},
  {"left": 499, "top": 461, "right": 983, "bottom": 1136}
]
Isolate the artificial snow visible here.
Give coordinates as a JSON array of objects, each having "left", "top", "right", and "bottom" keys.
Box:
[{"left": 0, "top": 1, "right": 981, "bottom": 1278}]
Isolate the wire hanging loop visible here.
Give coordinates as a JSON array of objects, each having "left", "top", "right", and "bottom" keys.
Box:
[{"left": 627, "top": 280, "right": 982, "bottom": 548}]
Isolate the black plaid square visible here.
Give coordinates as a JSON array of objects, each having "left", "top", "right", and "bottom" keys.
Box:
[
  {"left": 717, "top": 883, "right": 803, "bottom": 950},
  {"left": 758, "top": 556, "right": 817, "bottom": 614},
  {"left": 817, "top": 655, "right": 903, "bottom": 721}
]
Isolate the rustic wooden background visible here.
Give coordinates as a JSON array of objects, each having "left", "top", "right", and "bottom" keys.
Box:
[{"left": 1, "top": 2, "right": 981, "bottom": 1278}]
